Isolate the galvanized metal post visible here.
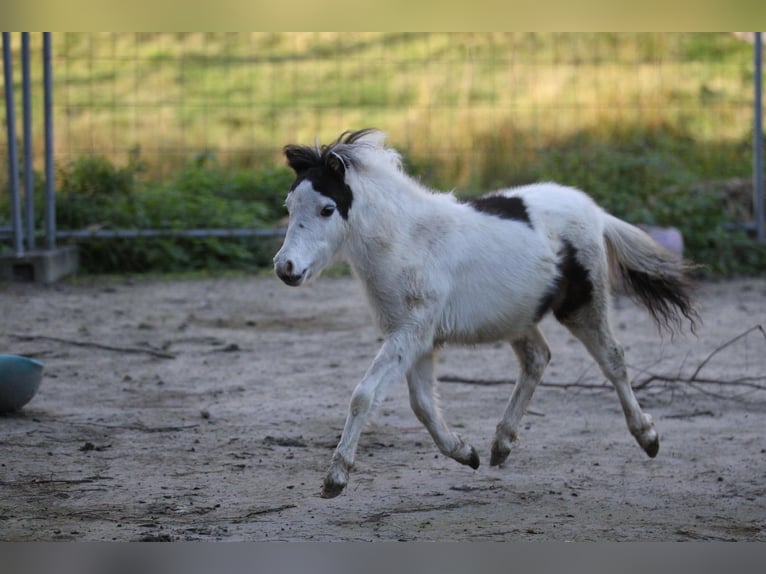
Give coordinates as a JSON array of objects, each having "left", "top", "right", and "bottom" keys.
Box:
[
  {"left": 22, "top": 32, "right": 35, "bottom": 250},
  {"left": 3, "top": 32, "right": 24, "bottom": 257},
  {"left": 754, "top": 32, "right": 765, "bottom": 242},
  {"left": 43, "top": 32, "right": 56, "bottom": 250}
]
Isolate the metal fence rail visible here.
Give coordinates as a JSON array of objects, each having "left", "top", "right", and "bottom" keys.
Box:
[
  {"left": 55, "top": 228, "right": 284, "bottom": 239},
  {"left": 3, "top": 32, "right": 58, "bottom": 257},
  {"left": 754, "top": 32, "right": 764, "bottom": 242}
]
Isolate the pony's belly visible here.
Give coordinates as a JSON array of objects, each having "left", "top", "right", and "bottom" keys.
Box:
[{"left": 436, "top": 300, "right": 537, "bottom": 345}]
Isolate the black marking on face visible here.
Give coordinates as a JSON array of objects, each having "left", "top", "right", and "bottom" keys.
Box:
[
  {"left": 467, "top": 195, "right": 532, "bottom": 228},
  {"left": 534, "top": 240, "right": 593, "bottom": 323},
  {"left": 290, "top": 167, "right": 353, "bottom": 220},
  {"left": 283, "top": 130, "right": 379, "bottom": 221}
]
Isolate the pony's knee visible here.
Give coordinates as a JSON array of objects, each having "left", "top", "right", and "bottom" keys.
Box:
[
  {"left": 349, "top": 386, "right": 374, "bottom": 416},
  {"left": 536, "top": 343, "right": 552, "bottom": 372},
  {"left": 518, "top": 339, "right": 551, "bottom": 379},
  {"left": 603, "top": 343, "right": 628, "bottom": 381}
]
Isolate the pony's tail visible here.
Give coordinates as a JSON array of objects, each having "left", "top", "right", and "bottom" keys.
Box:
[{"left": 602, "top": 214, "right": 700, "bottom": 335}]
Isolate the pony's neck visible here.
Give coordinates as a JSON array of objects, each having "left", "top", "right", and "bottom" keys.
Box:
[{"left": 342, "top": 167, "right": 436, "bottom": 271}]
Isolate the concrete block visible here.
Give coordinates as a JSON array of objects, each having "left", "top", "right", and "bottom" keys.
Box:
[{"left": 0, "top": 245, "right": 79, "bottom": 284}]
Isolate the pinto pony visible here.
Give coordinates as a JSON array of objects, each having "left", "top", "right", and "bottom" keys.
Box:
[{"left": 274, "top": 129, "right": 699, "bottom": 498}]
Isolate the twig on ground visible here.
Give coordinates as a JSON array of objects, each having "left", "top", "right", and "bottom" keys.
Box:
[
  {"left": 9, "top": 334, "right": 176, "bottom": 359},
  {"left": 632, "top": 324, "right": 766, "bottom": 392},
  {"left": 440, "top": 325, "right": 765, "bottom": 399},
  {"left": 68, "top": 421, "right": 200, "bottom": 433},
  {"left": 438, "top": 375, "right": 509, "bottom": 386},
  {"left": 689, "top": 324, "right": 765, "bottom": 381},
  {"left": 664, "top": 410, "right": 715, "bottom": 419},
  {"left": 439, "top": 375, "right": 608, "bottom": 390},
  {"left": 224, "top": 504, "right": 298, "bottom": 523}
]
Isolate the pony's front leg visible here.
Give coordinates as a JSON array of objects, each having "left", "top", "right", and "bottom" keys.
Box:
[
  {"left": 322, "top": 336, "right": 421, "bottom": 498},
  {"left": 407, "top": 351, "right": 480, "bottom": 469}
]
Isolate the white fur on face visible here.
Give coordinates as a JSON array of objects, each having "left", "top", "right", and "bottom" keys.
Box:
[{"left": 273, "top": 180, "right": 347, "bottom": 286}]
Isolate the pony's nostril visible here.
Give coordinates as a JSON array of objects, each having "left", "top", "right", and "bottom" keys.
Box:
[{"left": 277, "top": 259, "right": 304, "bottom": 285}]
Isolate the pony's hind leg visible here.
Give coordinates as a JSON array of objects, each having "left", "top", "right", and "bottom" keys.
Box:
[
  {"left": 490, "top": 326, "right": 551, "bottom": 467},
  {"left": 559, "top": 308, "right": 659, "bottom": 458},
  {"left": 407, "top": 350, "right": 480, "bottom": 469}
]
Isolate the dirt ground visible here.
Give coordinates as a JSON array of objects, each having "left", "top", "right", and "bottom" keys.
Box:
[{"left": 0, "top": 273, "right": 764, "bottom": 541}]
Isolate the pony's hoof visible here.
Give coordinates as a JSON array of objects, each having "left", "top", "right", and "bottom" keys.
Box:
[
  {"left": 321, "top": 463, "right": 348, "bottom": 498},
  {"left": 453, "top": 439, "right": 480, "bottom": 469},
  {"left": 637, "top": 414, "right": 659, "bottom": 458},
  {"left": 489, "top": 440, "right": 511, "bottom": 467},
  {"left": 644, "top": 436, "right": 659, "bottom": 458},
  {"left": 321, "top": 479, "right": 346, "bottom": 498},
  {"left": 464, "top": 446, "right": 480, "bottom": 470}
]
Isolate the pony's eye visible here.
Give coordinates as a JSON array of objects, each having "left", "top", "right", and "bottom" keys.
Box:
[{"left": 320, "top": 205, "right": 336, "bottom": 218}]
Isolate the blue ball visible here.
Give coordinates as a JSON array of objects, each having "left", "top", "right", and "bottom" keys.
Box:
[{"left": 0, "top": 355, "right": 44, "bottom": 413}]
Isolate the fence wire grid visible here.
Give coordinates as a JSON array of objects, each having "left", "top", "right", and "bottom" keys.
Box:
[
  {"left": 1, "top": 34, "right": 757, "bottom": 174},
  {"left": 1, "top": 33, "right": 764, "bottom": 245}
]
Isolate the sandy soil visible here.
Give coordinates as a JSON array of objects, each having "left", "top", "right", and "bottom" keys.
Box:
[{"left": 0, "top": 273, "right": 764, "bottom": 541}]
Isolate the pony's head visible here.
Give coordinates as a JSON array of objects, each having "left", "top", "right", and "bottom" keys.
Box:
[{"left": 274, "top": 129, "right": 385, "bottom": 286}]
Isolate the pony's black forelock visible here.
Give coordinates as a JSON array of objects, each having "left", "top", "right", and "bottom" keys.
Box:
[
  {"left": 283, "top": 128, "right": 379, "bottom": 175},
  {"left": 283, "top": 129, "right": 381, "bottom": 220}
]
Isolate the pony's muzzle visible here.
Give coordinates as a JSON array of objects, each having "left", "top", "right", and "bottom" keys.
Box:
[{"left": 274, "top": 256, "right": 305, "bottom": 286}]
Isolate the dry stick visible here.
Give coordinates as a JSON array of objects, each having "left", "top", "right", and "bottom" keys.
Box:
[
  {"left": 689, "top": 324, "right": 765, "bottom": 381},
  {"left": 632, "top": 324, "right": 766, "bottom": 390},
  {"left": 223, "top": 504, "right": 298, "bottom": 523},
  {"left": 664, "top": 410, "right": 715, "bottom": 419},
  {"left": 440, "top": 325, "right": 766, "bottom": 396},
  {"left": 10, "top": 334, "right": 175, "bottom": 359},
  {"left": 439, "top": 375, "right": 609, "bottom": 389},
  {"left": 439, "top": 375, "right": 510, "bottom": 386}
]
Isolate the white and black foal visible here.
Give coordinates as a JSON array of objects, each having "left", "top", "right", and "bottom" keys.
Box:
[{"left": 274, "top": 129, "right": 699, "bottom": 498}]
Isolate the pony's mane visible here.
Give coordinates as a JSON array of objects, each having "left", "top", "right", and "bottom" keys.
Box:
[{"left": 283, "top": 129, "right": 401, "bottom": 176}]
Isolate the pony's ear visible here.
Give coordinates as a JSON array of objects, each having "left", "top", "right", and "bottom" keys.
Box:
[
  {"left": 283, "top": 145, "right": 317, "bottom": 174},
  {"left": 326, "top": 152, "right": 347, "bottom": 178}
]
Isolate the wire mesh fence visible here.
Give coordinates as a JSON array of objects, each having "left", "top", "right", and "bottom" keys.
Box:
[
  {"left": 2, "top": 33, "right": 757, "bottom": 182},
  {"left": 1, "top": 33, "right": 764, "bottom": 272}
]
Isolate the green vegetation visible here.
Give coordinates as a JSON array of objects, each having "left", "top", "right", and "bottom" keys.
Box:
[
  {"left": 1, "top": 33, "right": 764, "bottom": 275},
  {"left": 51, "top": 152, "right": 291, "bottom": 273}
]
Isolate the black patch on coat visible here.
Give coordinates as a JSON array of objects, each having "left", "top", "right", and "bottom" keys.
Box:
[
  {"left": 467, "top": 195, "right": 532, "bottom": 228},
  {"left": 534, "top": 241, "right": 594, "bottom": 323}
]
